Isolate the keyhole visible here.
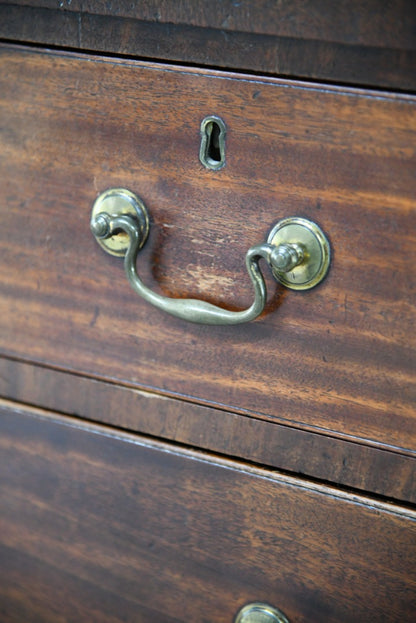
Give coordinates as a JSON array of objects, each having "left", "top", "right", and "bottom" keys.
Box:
[
  {"left": 199, "top": 115, "right": 226, "bottom": 170},
  {"left": 207, "top": 122, "right": 221, "bottom": 162}
]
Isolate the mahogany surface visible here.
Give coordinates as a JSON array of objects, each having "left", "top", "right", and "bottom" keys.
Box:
[
  {"left": 1, "top": 0, "right": 415, "bottom": 90},
  {"left": 1, "top": 8, "right": 416, "bottom": 619},
  {"left": 1, "top": 404, "right": 416, "bottom": 623},
  {"left": 0, "top": 45, "right": 415, "bottom": 457},
  {"left": 1, "top": 358, "right": 415, "bottom": 503}
]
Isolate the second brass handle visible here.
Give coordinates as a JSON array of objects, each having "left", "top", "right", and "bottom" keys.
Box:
[{"left": 90, "top": 188, "right": 330, "bottom": 325}]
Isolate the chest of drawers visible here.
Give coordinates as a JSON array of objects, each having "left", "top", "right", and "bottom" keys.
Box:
[{"left": 1, "top": 3, "right": 415, "bottom": 621}]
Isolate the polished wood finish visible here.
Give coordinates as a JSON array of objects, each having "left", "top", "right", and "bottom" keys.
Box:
[
  {"left": 1, "top": 6, "right": 415, "bottom": 618},
  {"left": 1, "top": 404, "right": 416, "bottom": 623},
  {"left": 1, "top": 1, "right": 415, "bottom": 90},
  {"left": 0, "top": 45, "right": 415, "bottom": 458},
  {"left": 1, "top": 357, "right": 415, "bottom": 503}
]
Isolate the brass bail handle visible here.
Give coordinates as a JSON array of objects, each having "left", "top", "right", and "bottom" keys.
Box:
[
  {"left": 90, "top": 188, "right": 330, "bottom": 325},
  {"left": 234, "top": 602, "right": 290, "bottom": 623}
]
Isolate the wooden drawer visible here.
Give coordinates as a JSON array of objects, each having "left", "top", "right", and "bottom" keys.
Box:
[
  {"left": 1, "top": 403, "right": 416, "bottom": 623},
  {"left": 1, "top": 44, "right": 415, "bottom": 460},
  {"left": 2, "top": 0, "right": 415, "bottom": 90},
  {"left": 1, "top": 9, "right": 415, "bottom": 623}
]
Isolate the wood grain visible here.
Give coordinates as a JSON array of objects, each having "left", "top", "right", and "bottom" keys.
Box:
[
  {"left": 0, "top": 45, "right": 415, "bottom": 455},
  {"left": 1, "top": 358, "right": 415, "bottom": 503},
  {"left": 7, "top": 0, "right": 415, "bottom": 45},
  {"left": 1, "top": 1, "right": 415, "bottom": 90},
  {"left": 1, "top": 404, "right": 416, "bottom": 622}
]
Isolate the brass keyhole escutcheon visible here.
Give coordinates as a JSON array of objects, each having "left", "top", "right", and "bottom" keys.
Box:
[{"left": 199, "top": 115, "right": 226, "bottom": 170}]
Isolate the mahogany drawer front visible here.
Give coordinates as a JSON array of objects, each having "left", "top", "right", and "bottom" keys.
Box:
[
  {"left": 2, "top": 0, "right": 416, "bottom": 90},
  {"left": 0, "top": 44, "right": 415, "bottom": 457},
  {"left": 1, "top": 404, "right": 416, "bottom": 623}
]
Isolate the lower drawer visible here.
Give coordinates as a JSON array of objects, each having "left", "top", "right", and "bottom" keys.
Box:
[{"left": 1, "top": 404, "right": 415, "bottom": 622}]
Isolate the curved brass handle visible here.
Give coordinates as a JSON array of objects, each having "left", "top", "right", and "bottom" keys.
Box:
[
  {"left": 234, "top": 602, "right": 290, "bottom": 623},
  {"left": 90, "top": 189, "right": 330, "bottom": 325}
]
